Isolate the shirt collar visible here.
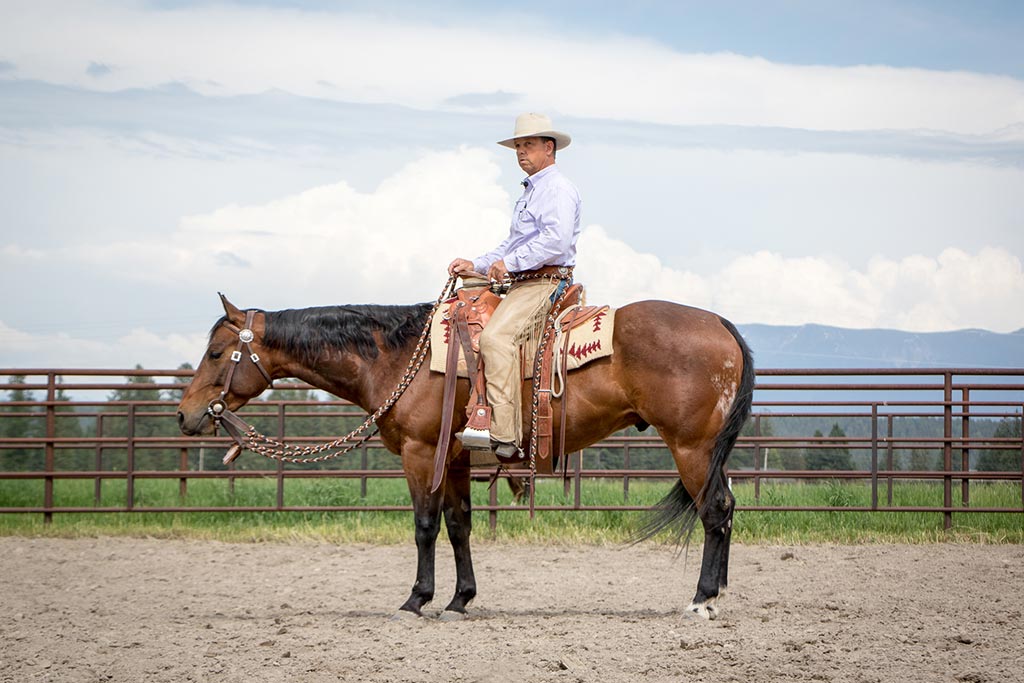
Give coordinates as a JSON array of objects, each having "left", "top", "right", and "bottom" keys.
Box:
[{"left": 522, "top": 163, "right": 558, "bottom": 189}]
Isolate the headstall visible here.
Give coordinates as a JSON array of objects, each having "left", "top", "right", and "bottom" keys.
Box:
[{"left": 206, "top": 309, "right": 274, "bottom": 422}]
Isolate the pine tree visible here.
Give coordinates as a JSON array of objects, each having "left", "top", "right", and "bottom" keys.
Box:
[
  {"left": 977, "top": 417, "right": 1022, "bottom": 472},
  {"left": 807, "top": 424, "right": 853, "bottom": 471},
  {"left": 106, "top": 365, "right": 179, "bottom": 469},
  {"left": 1, "top": 375, "right": 44, "bottom": 471},
  {"left": 54, "top": 377, "right": 89, "bottom": 470}
]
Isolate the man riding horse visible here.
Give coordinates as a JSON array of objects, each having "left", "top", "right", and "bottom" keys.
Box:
[
  {"left": 177, "top": 112, "right": 753, "bottom": 620},
  {"left": 448, "top": 113, "right": 581, "bottom": 459}
]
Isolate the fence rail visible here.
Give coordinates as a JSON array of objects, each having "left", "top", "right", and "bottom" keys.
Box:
[{"left": 1, "top": 367, "right": 1022, "bottom": 530}]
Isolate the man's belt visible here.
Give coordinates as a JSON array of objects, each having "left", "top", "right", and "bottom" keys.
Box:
[{"left": 509, "top": 265, "right": 574, "bottom": 284}]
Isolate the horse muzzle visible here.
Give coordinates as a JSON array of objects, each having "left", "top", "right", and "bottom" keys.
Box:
[{"left": 176, "top": 408, "right": 216, "bottom": 436}]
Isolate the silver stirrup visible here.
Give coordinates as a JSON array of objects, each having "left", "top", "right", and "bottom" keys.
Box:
[{"left": 458, "top": 426, "right": 492, "bottom": 450}]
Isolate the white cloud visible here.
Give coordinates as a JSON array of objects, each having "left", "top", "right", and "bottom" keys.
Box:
[
  {"left": 2, "top": 1, "right": 1022, "bottom": 135},
  {"left": 171, "top": 145, "right": 1018, "bottom": 333},
  {"left": 173, "top": 146, "right": 511, "bottom": 305},
  {"left": 2, "top": 147, "right": 1021, "bottom": 371},
  {"left": 574, "top": 226, "right": 713, "bottom": 308},
  {"left": 0, "top": 320, "right": 206, "bottom": 369},
  {"left": 4, "top": 146, "right": 511, "bottom": 307},
  {"left": 575, "top": 233, "right": 1024, "bottom": 333}
]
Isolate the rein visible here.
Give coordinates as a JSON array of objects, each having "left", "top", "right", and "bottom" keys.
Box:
[{"left": 209, "top": 275, "right": 459, "bottom": 465}]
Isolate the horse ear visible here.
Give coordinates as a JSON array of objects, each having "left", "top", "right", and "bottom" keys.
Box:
[{"left": 218, "top": 292, "right": 244, "bottom": 324}]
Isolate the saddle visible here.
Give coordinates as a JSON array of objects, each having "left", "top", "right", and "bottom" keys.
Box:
[{"left": 430, "top": 280, "right": 613, "bottom": 492}]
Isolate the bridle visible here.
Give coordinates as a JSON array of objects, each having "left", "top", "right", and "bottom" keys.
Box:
[{"left": 206, "top": 309, "right": 274, "bottom": 422}]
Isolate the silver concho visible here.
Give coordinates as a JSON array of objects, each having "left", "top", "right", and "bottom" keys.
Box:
[{"left": 238, "top": 328, "right": 255, "bottom": 343}]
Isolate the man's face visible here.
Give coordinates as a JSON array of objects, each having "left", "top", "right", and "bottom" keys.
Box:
[{"left": 514, "top": 137, "right": 554, "bottom": 176}]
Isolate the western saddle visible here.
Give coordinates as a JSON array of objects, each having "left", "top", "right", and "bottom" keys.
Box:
[{"left": 430, "top": 275, "right": 608, "bottom": 492}]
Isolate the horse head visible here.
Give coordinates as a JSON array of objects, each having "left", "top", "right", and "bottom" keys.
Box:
[{"left": 176, "top": 294, "right": 275, "bottom": 436}]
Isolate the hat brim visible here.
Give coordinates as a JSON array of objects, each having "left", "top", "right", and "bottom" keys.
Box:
[{"left": 497, "top": 131, "right": 572, "bottom": 150}]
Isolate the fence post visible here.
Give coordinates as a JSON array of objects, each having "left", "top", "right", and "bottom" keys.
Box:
[
  {"left": 942, "top": 372, "right": 953, "bottom": 530},
  {"left": 577, "top": 450, "right": 585, "bottom": 509},
  {"left": 960, "top": 387, "right": 970, "bottom": 508},
  {"left": 44, "top": 372, "right": 56, "bottom": 524},
  {"left": 623, "top": 443, "right": 630, "bottom": 503},
  {"left": 489, "top": 475, "right": 499, "bottom": 535},
  {"left": 1019, "top": 404, "right": 1024, "bottom": 510},
  {"left": 870, "top": 404, "right": 878, "bottom": 510},
  {"left": 361, "top": 444, "right": 368, "bottom": 499},
  {"left": 574, "top": 451, "right": 582, "bottom": 509},
  {"left": 276, "top": 403, "right": 286, "bottom": 510},
  {"left": 886, "top": 415, "right": 894, "bottom": 506},
  {"left": 95, "top": 414, "right": 104, "bottom": 505},
  {"left": 564, "top": 455, "right": 572, "bottom": 497},
  {"left": 126, "top": 403, "right": 135, "bottom": 512},
  {"left": 753, "top": 415, "right": 762, "bottom": 503}
]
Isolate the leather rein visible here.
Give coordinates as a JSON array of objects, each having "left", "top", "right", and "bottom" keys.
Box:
[{"left": 206, "top": 276, "right": 458, "bottom": 465}]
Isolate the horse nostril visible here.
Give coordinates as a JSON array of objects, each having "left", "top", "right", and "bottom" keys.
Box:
[{"left": 177, "top": 411, "right": 185, "bottom": 427}]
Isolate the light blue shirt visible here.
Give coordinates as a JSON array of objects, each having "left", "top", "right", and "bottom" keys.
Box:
[{"left": 473, "top": 164, "right": 581, "bottom": 274}]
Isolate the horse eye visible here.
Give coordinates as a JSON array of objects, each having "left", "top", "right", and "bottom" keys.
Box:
[{"left": 209, "top": 350, "right": 223, "bottom": 360}]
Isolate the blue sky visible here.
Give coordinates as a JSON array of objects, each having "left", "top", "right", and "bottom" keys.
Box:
[
  {"left": 149, "top": 0, "right": 1024, "bottom": 77},
  {"left": 0, "top": 0, "right": 1022, "bottom": 369}
]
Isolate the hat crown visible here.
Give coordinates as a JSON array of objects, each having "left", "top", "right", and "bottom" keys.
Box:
[
  {"left": 512, "top": 112, "right": 554, "bottom": 137},
  {"left": 497, "top": 112, "right": 572, "bottom": 150}
]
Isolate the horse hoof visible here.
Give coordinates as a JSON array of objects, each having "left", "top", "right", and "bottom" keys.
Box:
[
  {"left": 684, "top": 600, "right": 717, "bottom": 621},
  {"left": 389, "top": 610, "right": 420, "bottom": 622},
  {"left": 438, "top": 610, "right": 468, "bottom": 622}
]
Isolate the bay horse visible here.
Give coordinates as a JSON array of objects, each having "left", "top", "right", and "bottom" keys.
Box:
[{"left": 176, "top": 291, "right": 754, "bottom": 621}]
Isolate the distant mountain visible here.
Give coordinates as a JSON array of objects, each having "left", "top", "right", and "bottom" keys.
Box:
[{"left": 737, "top": 324, "right": 1024, "bottom": 370}]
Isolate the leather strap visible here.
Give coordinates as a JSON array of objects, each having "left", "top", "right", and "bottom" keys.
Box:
[
  {"left": 455, "top": 311, "right": 483, "bottom": 402},
  {"left": 510, "top": 265, "right": 574, "bottom": 281},
  {"left": 431, "top": 304, "right": 466, "bottom": 493},
  {"left": 221, "top": 310, "right": 274, "bottom": 392},
  {"left": 557, "top": 302, "right": 580, "bottom": 469}
]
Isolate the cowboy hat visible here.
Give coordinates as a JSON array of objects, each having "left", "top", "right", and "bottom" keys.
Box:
[{"left": 497, "top": 112, "right": 572, "bottom": 150}]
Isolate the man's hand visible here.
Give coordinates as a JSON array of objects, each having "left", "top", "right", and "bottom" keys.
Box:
[
  {"left": 487, "top": 259, "right": 510, "bottom": 282},
  {"left": 448, "top": 258, "right": 474, "bottom": 276}
]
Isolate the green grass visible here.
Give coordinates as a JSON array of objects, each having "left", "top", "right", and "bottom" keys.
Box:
[{"left": 1, "top": 477, "right": 1021, "bottom": 544}]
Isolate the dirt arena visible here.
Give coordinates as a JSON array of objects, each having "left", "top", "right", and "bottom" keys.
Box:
[{"left": 2, "top": 537, "right": 1022, "bottom": 683}]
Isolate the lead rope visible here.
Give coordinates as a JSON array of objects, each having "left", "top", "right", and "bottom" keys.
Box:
[{"left": 214, "top": 275, "right": 458, "bottom": 465}]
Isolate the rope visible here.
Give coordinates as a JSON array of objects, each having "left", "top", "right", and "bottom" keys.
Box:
[{"left": 224, "top": 275, "right": 458, "bottom": 465}]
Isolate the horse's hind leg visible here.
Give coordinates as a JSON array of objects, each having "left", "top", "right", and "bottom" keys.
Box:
[
  {"left": 440, "top": 463, "right": 477, "bottom": 620},
  {"left": 688, "top": 479, "right": 735, "bottom": 620}
]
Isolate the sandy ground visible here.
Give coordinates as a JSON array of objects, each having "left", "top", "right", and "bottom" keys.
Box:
[{"left": 1, "top": 537, "right": 1022, "bottom": 683}]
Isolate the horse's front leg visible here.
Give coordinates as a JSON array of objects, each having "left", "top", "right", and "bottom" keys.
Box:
[
  {"left": 396, "top": 450, "right": 444, "bottom": 618},
  {"left": 440, "top": 461, "right": 476, "bottom": 620}
]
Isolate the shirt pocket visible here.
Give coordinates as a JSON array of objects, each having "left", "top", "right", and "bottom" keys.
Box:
[{"left": 514, "top": 197, "right": 528, "bottom": 221}]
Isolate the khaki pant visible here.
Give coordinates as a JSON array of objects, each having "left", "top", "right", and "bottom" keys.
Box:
[{"left": 478, "top": 279, "right": 558, "bottom": 444}]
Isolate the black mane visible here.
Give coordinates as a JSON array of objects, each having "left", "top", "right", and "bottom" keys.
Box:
[{"left": 261, "top": 304, "right": 432, "bottom": 363}]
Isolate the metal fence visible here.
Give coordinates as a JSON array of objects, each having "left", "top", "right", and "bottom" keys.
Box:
[{"left": 1, "top": 367, "right": 1022, "bottom": 529}]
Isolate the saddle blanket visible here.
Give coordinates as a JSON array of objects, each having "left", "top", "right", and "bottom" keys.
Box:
[{"left": 429, "top": 302, "right": 615, "bottom": 378}]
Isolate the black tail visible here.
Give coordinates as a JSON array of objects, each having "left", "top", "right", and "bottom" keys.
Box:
[{"left": 633, "top": 317, "right": 755, "bottom": 546}]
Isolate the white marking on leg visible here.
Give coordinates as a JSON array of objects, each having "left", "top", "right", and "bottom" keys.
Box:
[{"left": 685, "top": 597, "right": 720, "bottom": 621}]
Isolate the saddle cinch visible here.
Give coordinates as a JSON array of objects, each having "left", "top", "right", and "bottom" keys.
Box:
[{"left": 430, "top": 278, "right": 615, "bottom": 490}]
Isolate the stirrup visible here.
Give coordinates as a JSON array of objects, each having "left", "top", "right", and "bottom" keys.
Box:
[
  {"left": 457, "top": 426, "right": 491, "bottom": 450},
  {"left": 492, "top": 440, "right": 524, "bottom": 460}
]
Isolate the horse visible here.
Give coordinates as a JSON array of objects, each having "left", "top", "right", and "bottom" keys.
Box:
[{"left": 176, "top": 291, "right": 754, "bottom": 621}]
